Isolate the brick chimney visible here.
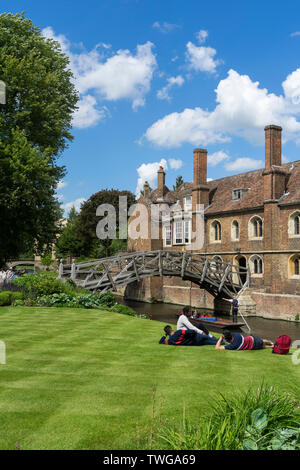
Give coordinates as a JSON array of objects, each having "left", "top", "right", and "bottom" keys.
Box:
[
  {"left": 143, "top": 181, "right": 150, "bottom": 197},
  {"left": 157, "top": 166, "right": 165, "bottom": 198},
  {"left": 263, "top": 125, "right": 286, "bottom": 201},
  {"left": 192, "top": 148, "right": 209, "bottom": 208},
  {"left": 264, "top": 125, "right": 282, "bottom": 169}
]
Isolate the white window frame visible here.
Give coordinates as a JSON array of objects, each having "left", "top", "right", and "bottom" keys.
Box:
[
  {"left": 184, "top": 195, "right": 192, "bottom": 211},
  {"left": 184, "top": 219, "right": 191, "bottom": 244},
  {"left": 163, "top": 225, "right": 172, "bottom": 247},
  {"left": 174, "top": 219, "right": 183, "bottom": 245}
]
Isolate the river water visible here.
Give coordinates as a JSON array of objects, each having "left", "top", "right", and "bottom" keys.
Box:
[{"left": 116, "top": 297, "right": 300, "bottom": 343}]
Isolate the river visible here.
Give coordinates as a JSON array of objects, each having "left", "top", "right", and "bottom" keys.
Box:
[{"left": 116, "top": 297, "right": 300, "bottom": 343}]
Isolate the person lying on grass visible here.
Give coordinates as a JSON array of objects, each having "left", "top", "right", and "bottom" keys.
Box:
[
  {"left": 215, "top": 329, "right": 274, "bottom": 351},
  {"left": 177, "top": 306, "right": 214, "bottom": 338},
  {"left": 159, "top": 325, "right": 223, "bottom": 346}
]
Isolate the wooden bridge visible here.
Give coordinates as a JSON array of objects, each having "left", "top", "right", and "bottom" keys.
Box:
[{"left": 58, "top": 250, "right": 249, "bottom": 298}]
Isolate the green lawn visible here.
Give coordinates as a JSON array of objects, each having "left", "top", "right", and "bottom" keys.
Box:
[{"left": 0, "top": 306, "right": 299, "bottom": 450}]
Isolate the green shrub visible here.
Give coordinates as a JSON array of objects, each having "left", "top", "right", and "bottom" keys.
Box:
[
  {"left": 13, "top": 299, "right": 25, "bottom": 306},
  {"left": 97, "top": 291, "right": 116, "bottom": 308},
  {"left": 155, "top": 384, "right": 300, "bottom": 450},
  {"left": 14, "top": 272, "right": 66, "bottom": 297},
  {"left": 0, "top": 292, "right": 12, "bottom": 306},
  {"left": 11, "top": 292, "right": 24, "bottom": 304},
  {"left": 111, "top": 304, "right": 135, "bottom": 316}
]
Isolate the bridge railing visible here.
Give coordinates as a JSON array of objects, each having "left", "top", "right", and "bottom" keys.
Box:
[{"left": 58, "top": 250, "right": 249, "bottom": 298}]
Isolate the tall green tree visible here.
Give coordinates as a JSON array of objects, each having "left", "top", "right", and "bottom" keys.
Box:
[
  {"left": 0, "top": 13, "right": 78, "bottom": 265},
  {"left": 173, "top": 175, "right": 184, "bottom": 190},
  {"left": 77, "top": 189, "right": 136, "bottom": 257},
  {"left": 55, "top": 206, "right": 85, "bottom": 259}
]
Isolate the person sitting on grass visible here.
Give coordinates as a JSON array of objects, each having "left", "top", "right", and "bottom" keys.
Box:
[
  {"left": 215, "top": 329, "right": 274, "bottom": 351},
  {"left": 159, "top": 325, "right": 221, "bottom": 346},
  {"left": 177, "top": 306, "right": 213, "bottom": 337}
]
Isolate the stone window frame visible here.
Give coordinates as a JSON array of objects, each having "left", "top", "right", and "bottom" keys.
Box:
[
  {"left": 248, "top": 215, "right": 264, "bottom": 240},
  {"left": 288, "top": 210, "right": 300, "bottom": 239},
  {"left": 249, "top": 254, "right": 264, "bottom": 277},
  {"left": 288, "top": 254, "right": 300, "bottom": 279},
  {"left": 210, "top": 219, "right": 222, "bottom": 244},
  {"left": 231, "top": 219, "right": 240, "bottom": 241}
]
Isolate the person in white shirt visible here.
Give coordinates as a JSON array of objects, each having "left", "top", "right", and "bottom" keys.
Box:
[{"left": 177, "top": 306, "right": 213, "bottom": 337}]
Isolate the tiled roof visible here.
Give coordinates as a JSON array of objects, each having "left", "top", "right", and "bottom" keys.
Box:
[{"left": 143, "top": 160, "right": 300, "bottom": 213}]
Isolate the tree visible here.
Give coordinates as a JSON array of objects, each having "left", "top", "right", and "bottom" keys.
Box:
[
  {"left": 77, "top": 189, "right": 136, "bottom": 257},
  {"left": 55, "top": 207, "right": 85, "bottom": 259},
  {"left": 0, "top": 13, "right": 78, "bottom": 265},
  {"left": 173, "top": 175, "right": 184, "bottom": 190}
]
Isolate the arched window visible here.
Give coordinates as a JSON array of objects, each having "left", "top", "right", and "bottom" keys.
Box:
[
  {"left": 250, "top": 255, "right": 263, "bottom": 276},
  {"left": 295, "top": 258, "right": 300, "bottom": 276},
  {"left": 210, "top": 220, "right": 222, "bottom": 242},
  {"left": 231, "top": 220, "right": 239, "bottom": 241},
  {"left": 288, "top": 254, "right": 300, "bottom": 278},
  {"left": 249, "top": 216, "right": 263, "bottom": 239},
  {"left": 288, "top": 211, "right": 300, "bottom": 237}
]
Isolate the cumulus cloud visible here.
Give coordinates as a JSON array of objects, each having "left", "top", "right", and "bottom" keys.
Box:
[
  {"left": 42, "top": 27, "right": 157, "bottom": 127},
  {"left": 144, "top": 68, "right": 300, "bottom": 148},
  {"left": 168, "top": 158, "right": 183, "bottom": 169},
  {"left": 224, "top": 157, "right": 264, "bottom": 172},
  {"left": 208, "top": 151, "right": 230, "bottom": 166},
  {"left": 152, "top": 21, "right": 180, "bottom": 34},
  {"left": 157, "top": 75, "right": 184, "bottom": 101},
  {"left": 57, "top": 180, "right": 68, "bottom": 190},
  {"left": 72, "top": 96, "right": 109, "bottom": 128},
  {"left": 185, "top": 41, "right": 220, "bottom": 74},
  {"left": 196, "top": 30, "right": 208, "bottom": 44},
  {"left": 61, "top": 198, "right": 87, "bottom": 215},
  {"left": 136, "top": 158, "right": 168, "bottom": 197}
]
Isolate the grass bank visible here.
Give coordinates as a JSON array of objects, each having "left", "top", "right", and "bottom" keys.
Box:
[{"left": 0, "top": 306, "right": 299, "bottom": 449}]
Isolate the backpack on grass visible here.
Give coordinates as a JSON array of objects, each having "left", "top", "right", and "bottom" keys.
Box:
[{"left": 272, "top": 335, "right": 291, "bottom": 355}]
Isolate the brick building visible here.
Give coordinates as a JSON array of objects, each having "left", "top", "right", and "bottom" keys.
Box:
[{"left": 126, "top": 125, "right": 300, "bottom": 319}]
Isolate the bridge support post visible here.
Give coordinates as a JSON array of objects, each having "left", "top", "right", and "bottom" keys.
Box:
[
  {"left": 58, "top": 260, "right": 64, "bottom": 279},
  {"left": 71, "top": 262, "right": 76, "bottom": 281}
]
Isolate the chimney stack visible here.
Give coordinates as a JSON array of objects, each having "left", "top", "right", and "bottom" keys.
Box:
[
  {"left": 192, "top": 148, "right": 209, "bottom": 210},
  {"left": 143, "top": 181, "right": 150, "bottom": 197},
  {"left": 157, "top": 166, "right": 165, "bottom": 198},
  {"left": 193, "top": 148, "right": 207, "bottom": 186},
  {"left": 264, "top": 125, "right": 282, "bottom": 170}
]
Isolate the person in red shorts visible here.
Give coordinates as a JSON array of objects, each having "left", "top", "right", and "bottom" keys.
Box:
[{"left": 215, "top": 329, "right": 274, "bottom": 350}]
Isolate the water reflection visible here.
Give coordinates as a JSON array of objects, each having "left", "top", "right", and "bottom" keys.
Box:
[{"left": 117, "top": 297, "right": 300, "bottom": 342}]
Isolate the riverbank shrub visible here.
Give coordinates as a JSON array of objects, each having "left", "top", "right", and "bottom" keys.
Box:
[
  {"left": 14, "top": 272, "right": 65, "bottom": 297},
  {"left": 0, "top": 291, "right": 11, "bottom": 306},
  {"left": 111, "top": 304, "right": 136, "bottom": 316},
  {"left": 153, "top": 384, "right": 300, "bottom": 450}
]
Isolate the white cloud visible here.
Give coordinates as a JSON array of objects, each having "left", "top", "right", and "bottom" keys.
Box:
[
  {"left": 208, "top": 151, "right": 230, "bottom": 166},
  {"left": 290, "top": 31, "right": 300, "bottom": 37},
  {"left": 72, "top": 95, "right": 108, "bottom": 128},
  {"left": 152, "top": 21, "right": 180, "bottom": 34},
  {"left": 196, "top": 30, "right": 208, "bottom": 44},
  {"left": 136, "top": 158, "right": 168, "bottom": 197},
  {"left": 157, "top": 75, "right": 184, "bottom": 101},
  {"left": 224, "top": 157, "right": 264, "bottom": 172},
  {"left": 168, "top": 158, "right": 183, "bottom": 169},
  {"left": 185, "top": 41, "right": 220, "bottom": 74},
  {"left": 42, "top": 27, "right": 157, "bottom": 127},
  {"left": 61, "top": 198, "right": 86, "bottom": 214},
  {"left": 57, "top": 180, "right": 68, "bottom": 190},
  {"left": 75, "top": 42, "right": 157, "bottom": 110},
  {"left": 144, "top": 68, "right": 300, "bottom": 148}
]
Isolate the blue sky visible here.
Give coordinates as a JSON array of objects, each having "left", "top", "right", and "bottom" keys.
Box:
[{"left": 3, "top": 0, "right": 300, "bottom": 213}]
